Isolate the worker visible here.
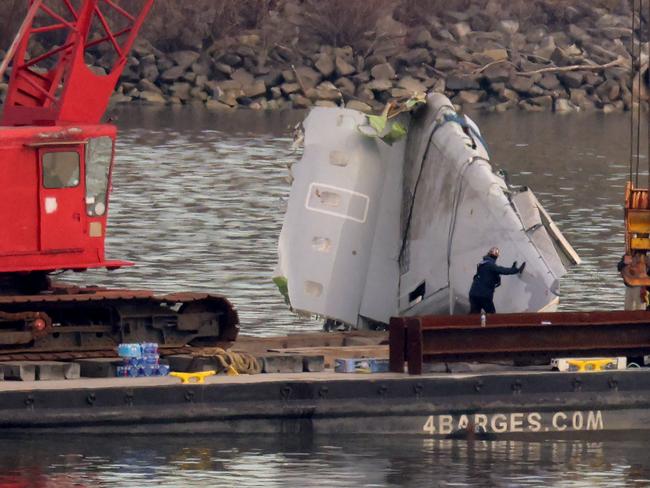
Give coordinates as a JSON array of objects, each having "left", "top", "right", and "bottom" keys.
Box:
[{"left": 469, "top": 247, "right": 525, "bottom": 314}]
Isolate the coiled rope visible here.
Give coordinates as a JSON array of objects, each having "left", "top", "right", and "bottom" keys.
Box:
[{"left": 191, "top": 347, "right": 262, "bottom": 375}]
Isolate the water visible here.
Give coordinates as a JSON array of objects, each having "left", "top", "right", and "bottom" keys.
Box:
[
  {"left": 17, "top": 106, "right": 647, "bottom": 485},
  {"left": 1, "top": 435, "right": 649, "bottom": 487}
]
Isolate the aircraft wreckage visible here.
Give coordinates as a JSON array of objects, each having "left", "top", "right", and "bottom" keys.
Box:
[{"left": 276, "top": 93, "right": 580, "bottom": 329}]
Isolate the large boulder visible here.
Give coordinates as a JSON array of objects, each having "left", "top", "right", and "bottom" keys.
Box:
[
  {"left": 139, "top": 91, "right": 166, "bottom": 104},
  {"left": 554, "top": 98, "right": 579, "bottom": 113},
  {"left": 508, "top": 75, "right": 535, "bottom": 94},
  {"left": 481, "top": 64, "right": 511, "bottom": 84},
  {"left": 451, "top": 22, "right": 472, "bottom": 39},
  {"left": 345, "top": 100, "right": 372, "bottom": 113},
  {"left": 170, "top": 51, "right": 200, "bottom": 71},
  {"left": 169, "top": 82, "right": 192, "bottom": 101},
  {"left": 242, "top": 80, "right": 267, "bottom": 98},
  {"left": 453, "top": 90, "right": 483, "bottom": 105},
  {"left": 231, "top": 68, "right": 255, "bottom": 86},
  {"left": 371, "top": 63, "right": 396, "bottom": 80},
  {"left": 138, "top": 79, "right": 161, "bottom": 94},
  {"left": 367, "top": 79, "right": 393, "bottom": 91},
  {"left": 160, "top": 66, "right": 185, "bottom": 81},
  {"left": 281, "top": 82, "right": 301, "bottom": 95},
  {"left": 307, "top": 81, "right": 341, "bottom": 102},
  {"left": 290, "top": 94, "right": 312, "bottom": 109},
  {"left": 220, "top": 53, "right": 242, "bottom": 66},
  {"left": 335, "top": 77, "right": 356, "bottom": 96},
  {"left": 294, "top": 66, "right": 322, "bottom": 90},
  {"left": 335, "top": 56, "right": 356, "bottom": 77},
  {"left": 397, "top": 48, "right": 433, "bottom": 66},
  {"left": 559, "top": 71, "right": 585, "bottom": 89},
  {"left": 496, "top": 20, "right": 519, "bottom": 35},
  {"left": 446, "top": 74, "right": 480, "bottom": 90},
  {"left": 537, "top": 74, "right": 561, "bottom": 90},
  {"left": 315, "top": 53, "right": 335, "bottom": 77},
  {"left": 397, "top": 76, "right": 427, "bottom": 93}
]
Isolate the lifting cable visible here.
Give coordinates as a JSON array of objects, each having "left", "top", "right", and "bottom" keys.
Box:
[
  {"left": 647, "top": 0, "right": 650, "bottom": 192},
  {"left": 630, "top": 0, "right": 637, "bottom": 184},
  {"left": 631, "top": 0, "right": 650, "bottom": 190}
]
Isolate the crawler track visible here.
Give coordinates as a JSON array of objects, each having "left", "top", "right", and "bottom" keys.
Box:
[{"left": 0, "top": 288, "right": 239, "bottom": 355}]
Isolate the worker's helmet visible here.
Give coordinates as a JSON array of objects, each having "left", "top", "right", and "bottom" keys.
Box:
[{"left": 487, "top": 247, "right": 500, "bottom": 258}]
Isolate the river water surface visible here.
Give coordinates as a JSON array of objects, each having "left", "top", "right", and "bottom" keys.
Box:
[{"left": 2, "top": 107, "right": 649, "bottom": 486}]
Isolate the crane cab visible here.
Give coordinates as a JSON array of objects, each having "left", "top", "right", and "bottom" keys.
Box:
[{"left": 0, "top": 123, "right": 131, "bottom": 276}]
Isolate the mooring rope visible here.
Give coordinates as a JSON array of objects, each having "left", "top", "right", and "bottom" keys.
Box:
[{"left": 191, "top": 347, "right": 262, "bottom": 375}]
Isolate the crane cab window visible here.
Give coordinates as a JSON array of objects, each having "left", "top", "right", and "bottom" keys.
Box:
[
  {"left": 42, "top": 152, "right": 80, "bottom": 189},
  {"left": 85, "top": 136, "right": 113, "bottom": 217}
]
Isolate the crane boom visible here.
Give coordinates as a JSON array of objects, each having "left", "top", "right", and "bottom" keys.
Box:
[{"left": 1, "top": 0, "right": 153, "bottom": 126}]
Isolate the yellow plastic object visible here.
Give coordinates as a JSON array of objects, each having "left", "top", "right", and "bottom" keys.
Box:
[
  {"left": 170, "top": 370, "right": 216, "bottom": 384},
  {"left": 566, "top": 359, "right": 616, "bottom": 372},
  {"left": 226, "top": 365, "right": 239, "bottom": 376}
]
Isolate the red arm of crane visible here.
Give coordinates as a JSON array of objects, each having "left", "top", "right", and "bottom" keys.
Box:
[{"left": 1, "top": 0, "right": 154, "bottom": 127}]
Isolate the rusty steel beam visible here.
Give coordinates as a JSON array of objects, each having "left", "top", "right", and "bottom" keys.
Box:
[{"left": 390, "top": 311, "right": 650, "bottom": 374}]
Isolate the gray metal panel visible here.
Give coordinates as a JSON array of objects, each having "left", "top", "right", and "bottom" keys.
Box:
[
  {"left": 277, "top": 108, "right": 399, "bottom": 325},
  {"left": 358, "top": 133, "right": 404, "bottom": 324},
  {"left": 399, "top": 93, "right": 569, "bottom": 316}
]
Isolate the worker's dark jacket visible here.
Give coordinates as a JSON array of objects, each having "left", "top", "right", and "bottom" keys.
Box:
[{"left": 469, "top": 255, "right": 519, "bottom": 298}]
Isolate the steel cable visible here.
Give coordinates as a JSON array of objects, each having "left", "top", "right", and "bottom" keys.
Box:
[{"left": 631, "top": 0, "right": 636, "bottom": 183}]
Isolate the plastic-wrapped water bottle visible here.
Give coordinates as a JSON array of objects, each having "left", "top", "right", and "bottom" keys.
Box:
[
  {"left": 156, "top": 364, "right": 170, "bottom": 376},
  {"left": 142, "top": 364, "right": 156, "bottom": 377},
  {"left": 127, "top": 365, "right": 140, "bottom": 377},
  {"left": 117, "top": 342, "right": 162, "bottom": 377},
  {"left": 117, "top": 343, "right": 142, "bottom": 358},
  {"left": 142, "top": 343, "right": 158, "bottom": 357},
  {"left": 127, "top": 357, "right": 145, "bottom": 368},
  {"left": 144, "top": 355, "right": 159, "bottom": 366}
]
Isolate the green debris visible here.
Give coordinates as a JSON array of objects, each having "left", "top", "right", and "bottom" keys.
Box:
[
  {"left": 368, "top": 114, "right": 388, "bottom": 134},
  {"left": 405, "top": 94, "right": 426, "bottom": 110},
  {"left": 382, "top": 121, "right": 407, "bottom": 146},
  {"left": 273, "top": 276, "right": 291, "bottom": 307},
  {"left": 358, "top": 113, "right": 407, "bottom": 146},
  {"left": 357, "top": 93, "right": 426, "bottom": 146}
]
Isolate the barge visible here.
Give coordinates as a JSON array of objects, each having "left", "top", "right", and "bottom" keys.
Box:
[
  {"left": 1, "top": 360, "right": 649, "bottom": 438},
  {"left": 0, "top": 325, "right": 647, "bottom": 439}
]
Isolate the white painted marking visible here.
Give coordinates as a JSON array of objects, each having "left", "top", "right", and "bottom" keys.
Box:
[
  {"left": 45, "top": 197, "right": 57, "bottom": 214},
  {"left": 305, "top": 182, "right": 369, "bottom": 224}
]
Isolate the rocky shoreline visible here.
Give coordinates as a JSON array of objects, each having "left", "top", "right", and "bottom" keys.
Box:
[{"left": 0, "top": 1, "right": 644, "bottom": 114}]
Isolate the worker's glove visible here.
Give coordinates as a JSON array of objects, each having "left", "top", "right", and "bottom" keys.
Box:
[{"left": 519, "top": 262, "right": 526, "bottom": 274}]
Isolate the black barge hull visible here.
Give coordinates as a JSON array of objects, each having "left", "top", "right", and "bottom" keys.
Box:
[{"left": 1, "top": 369, "right": 650, "bottom": 438}]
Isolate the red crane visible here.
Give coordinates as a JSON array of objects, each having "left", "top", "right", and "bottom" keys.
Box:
[
  {"left": 0, "top": 0, "right": 153, "bottom": 279},
  {"left": 0, "top": 1, "right": 239, "bottom": 354}
]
